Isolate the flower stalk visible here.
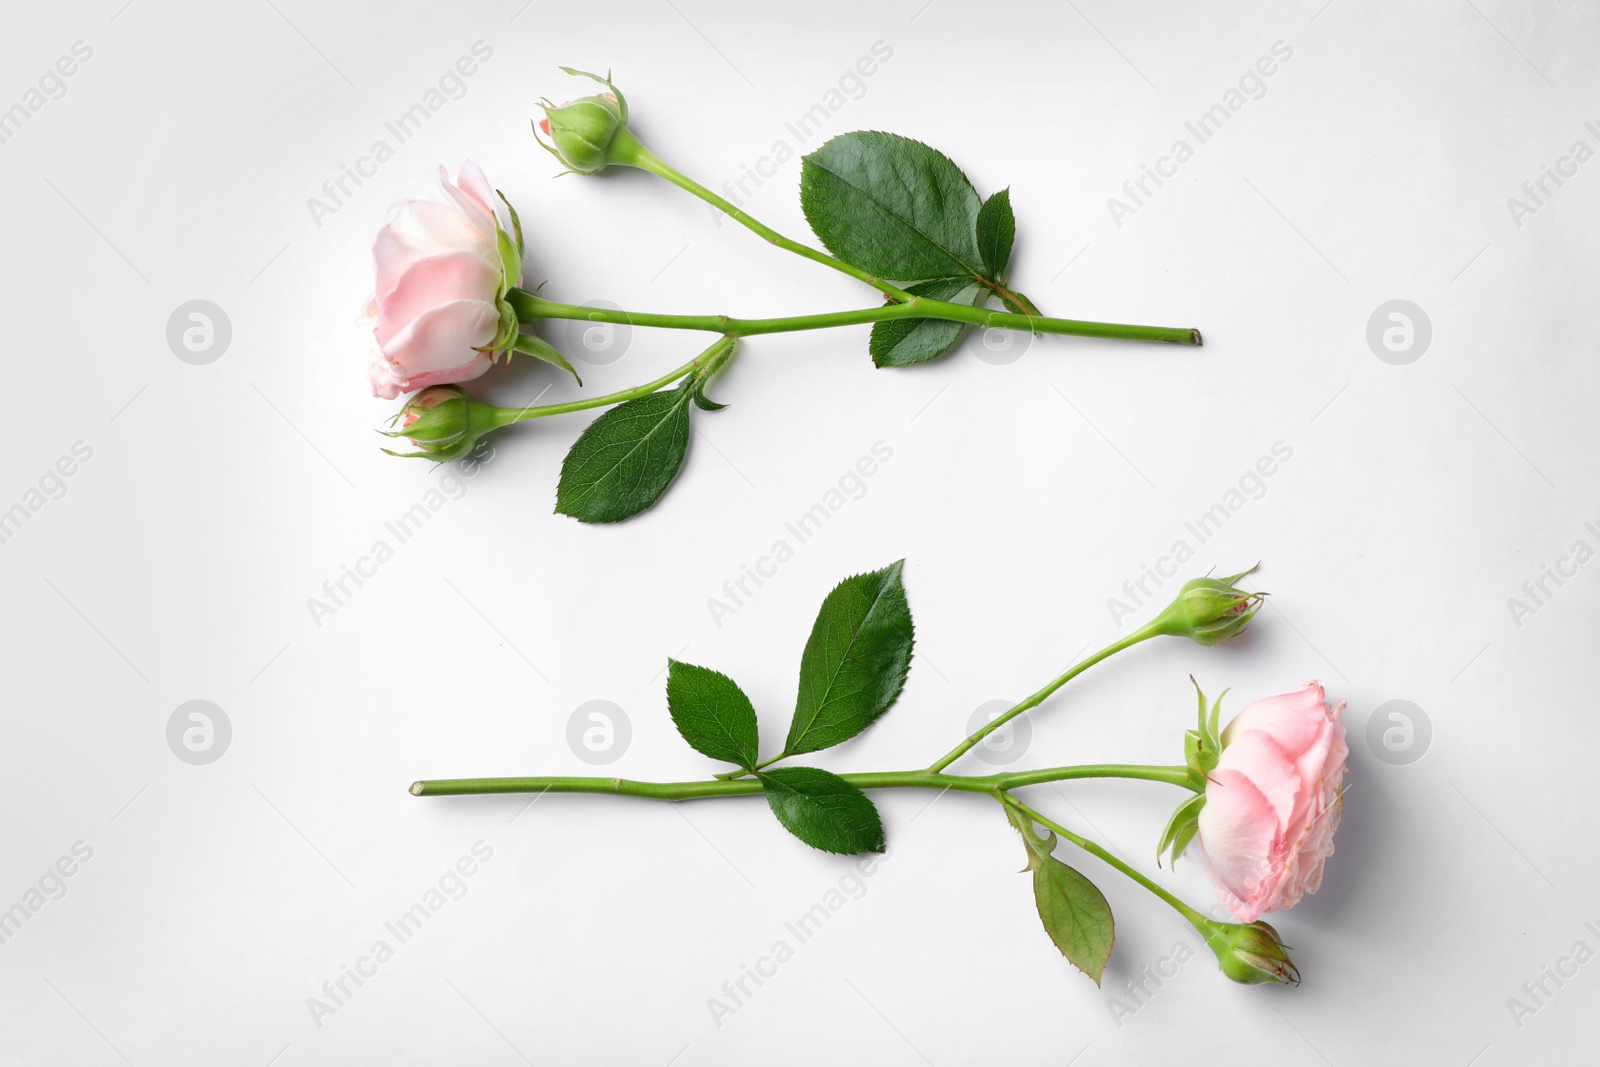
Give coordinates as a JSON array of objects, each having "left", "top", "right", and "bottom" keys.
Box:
[{"left": 409, "top": 763, "right": 1195, "bottom": 798}]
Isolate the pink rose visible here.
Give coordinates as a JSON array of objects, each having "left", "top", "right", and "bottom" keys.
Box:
[
  {"left": 366, "top": 161, "right": 518, "bottom": 399},
  {"left": 1196, "top": 681, "right": 1348, "bottom": 922}
]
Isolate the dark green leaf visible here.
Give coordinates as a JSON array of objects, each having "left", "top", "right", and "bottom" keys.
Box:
[
  {"left": 760, "top": 766, "right": 884, "bottom": 854},
  {"left": 555, "top": 380, "right": 693, "bottom": 523},
  {"left": 975, "top": 187, "right": 1015, "bottom": 282},
  {"left": 690, "top": 377, "right": 726, "bottom": 411},
  {"left": 1033, "top": 854, "right": 1115, "bottom": 985},
  {"left": 800, "top": 131, "right": 983, "bottom": 282},
  {"left": 785, "top": 560, "right": 914, "bottom": 756},
  {"left": 666, "top": 660, "right": 760, "bottom": 769},
  {"left": 869, "top": 279, "right": 985, "bottom": 368}
]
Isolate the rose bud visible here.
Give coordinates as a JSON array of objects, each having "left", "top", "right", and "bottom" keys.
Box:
[
  {"left": 1195, "top": 681, "right": 1348, "bottom": 922},
  {"left": 534, "top": 68, "right": 630, "bottom": 175},
  {"left": 378, "top": 384, "right": 502, "bottom": 461},
  {"left": 1199, "top": 918, "right": 1301, "bottom": 985},
  {"left": 365, "top": 161, "right": 524, "bottom": 400},
  {"left": 1149, "top": 566, "right": 1264, "bottom": 646}
]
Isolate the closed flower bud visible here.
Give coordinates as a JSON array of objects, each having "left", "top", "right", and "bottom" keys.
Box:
[
  {"left": 535, "top": 68, "right": 630, "bottom": 175},
  {"left": 1150, "top": 566, "right": 1264, "bottom": 646},
  {"left": 1200, "top": 919, "right": 1301, "bottom": 985},
  {"left": 379, "top": 385, "right": 502, "bottom": 461}
]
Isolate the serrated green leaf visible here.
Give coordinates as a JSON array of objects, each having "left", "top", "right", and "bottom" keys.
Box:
[
  {"left": 785, "top": 560, "right": 914, "bottom": 756},
  {"left": 666, "top": 660, "right": 760, "bottom": 769},
  {"left": 1033, "top": 852, "right": 1115, "bottom": 985},
  {"left": 1005, "top": 803, "right": 1114, "bottom": 984},
  {"left": 511, "top": 332, "right": 582, "bottom": 385},
  {"left": 759, "top": 766, "right": 884, "bottom": 854},
  {"left": 555, "top": 380, "right": 693, "bottom": 524},
  {"left": 869, "top": 278, "right": 985, "bottom": 368},
  {"left": 800, "top": 131, "right": 983, "bottom": 282},
  {"left": 975, "top": 187, "right": 1015, "bottom": 282}
]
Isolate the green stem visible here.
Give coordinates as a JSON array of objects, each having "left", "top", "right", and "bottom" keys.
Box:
[
  {"left": 1003, "top": 795, "right": 1208, "bottom": 928},
  {"left": 409, "top": 763, "right": 1192, "bottom": 799},
  {"left": 508, "top": 289, "right": 1201, "bottom": 347},
  {"left": 609, "top": 128, "right": 913, "bottom": 301},
  {"left": 484, "top": 335, "right": 733, "bottom": 429},
  {"left": 926, "top": 620, "right": 1165, "bottom": 774}
]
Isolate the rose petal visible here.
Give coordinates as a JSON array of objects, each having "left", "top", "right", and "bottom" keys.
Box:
[
  {"left": 1198, "top": 768, "right": 1284, "bottom": 922},
  {"left": 380, "top": 300, "right": 501, "bottom": 377},
  {"left": 1221, "top": 681, "right": 1327, "bottom": 752},
  {"left": 1213, "top": 728, "right": 1301, "bottom": 833},
  {"left": 375, "top": 252, "right": 503, "bottom": 347},
  {"left": 373, "top": 200, "right": 497, "bottom": 305},
  {"left": 438, "top": 162, "right": 498, "bottom": 238}
]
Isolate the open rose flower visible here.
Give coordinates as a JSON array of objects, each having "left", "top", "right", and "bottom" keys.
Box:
[
  {"left": 366, "top": 161, "right": 522, "bottom": 399},
  {"left": 1196, "top": 681, "right": 1347, "bottom": 922}
]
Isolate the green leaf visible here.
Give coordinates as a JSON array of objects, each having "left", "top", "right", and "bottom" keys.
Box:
[
  {"left": 555, "top": 379, "right": 693, "bottom": 524},
  {"left": 800, "top": 131, "right": 984, "bottom": 283},
  {"left": 760, "top": 766, "right": 884, "bottom": 854},
  {"left": 997, "top": 288, "right": 1039, "bottom": 318},
  {"left": 497, "top": 189, "right": 525, "bottom": 257},
  {"left": 1005, "top": 804, "right": 1114, "bottom": 984},
  {"left": 511, "top": 332, "right": 582, "bottom": 385},
  {"left": 1032, "top": 853, "right": 1115, "bottom": 985},
  {"left": 1156, "top": 792, "right": 1206, "bottom": 867},
  {"left": 666, "top": 659, "right": 760, "bottom": 770},
  {"left": 785, "top": 560, "right": 914, "bottom": 756},
  {"left": 869, "top": 278, "right": 985, "bottom": 368},
  {"left": 975, "top": 187, "right": 1015, "bottom": 282}
]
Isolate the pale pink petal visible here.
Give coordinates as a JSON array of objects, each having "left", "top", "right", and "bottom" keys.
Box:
[
  {"left": 1213, "top": 729, "right": 1301, "bottom": 833},
  {"left": 1198, "top": 768, "right": 1283, "bottom": 922},
  {"left": 438, "top": 162, "right": 497, "bottom": 238},
  {"left": 1221, "top": 681, "right": 1326, "bottom": 752},
  {"left": 373, "top": 200, "right": 497, "bottom": 304},
  {"left": 454, "top": 160, "right": 498, "bottom": 221},
  {"left": 375, "top": 252, "right": 503, "bottom": 347},
  {"left": 399, "top": 354, "right": 494, "bottom": 393},
  {"left": 380, "top": 300, "right": 501, "bottom": 377},
  {"left": 369, "top": 355, "right": 410, "bottom": 399}
]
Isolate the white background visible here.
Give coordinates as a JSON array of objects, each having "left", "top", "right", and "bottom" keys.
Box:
[{"left": 1, "top": 0, "right": 1596, "bottom": 1063}]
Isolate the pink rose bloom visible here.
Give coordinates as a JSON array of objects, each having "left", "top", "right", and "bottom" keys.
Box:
[
  {"left": 366, "top": 161, "right": 517, "bottom": 399},
  {"left": 1197, "top": 681, "right": 1348, "bottom": 922}
]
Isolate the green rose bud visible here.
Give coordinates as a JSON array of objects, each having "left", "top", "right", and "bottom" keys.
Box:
[
  {"left": 1200, "top": 918, "right": 1301, "bottom": 985},
  {"left": 1149, "top": 566, "right": 1264, "bottom": 646},
  {"left": 535, "top": 68, "right": 630, "bottom": 175},
  {"left": 379, "top": 385, "right": 503, "bottom": 461}
]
